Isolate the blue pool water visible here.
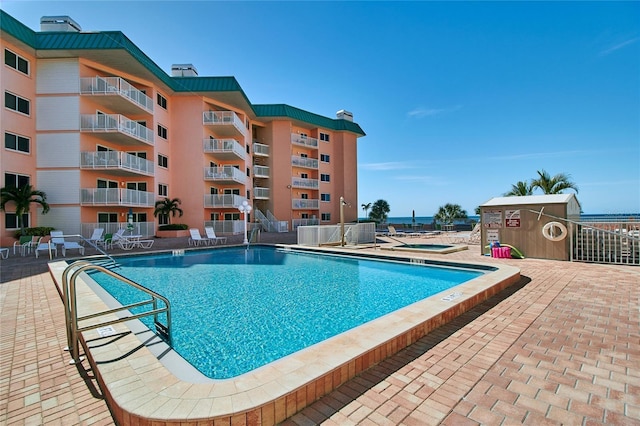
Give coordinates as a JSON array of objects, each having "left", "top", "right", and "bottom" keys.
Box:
[
  {"left": 89, "top": 247, "right": 483, "bottom": 379},
  {"left": 401, "top": 244, "right": 454, "bottom": 250}
]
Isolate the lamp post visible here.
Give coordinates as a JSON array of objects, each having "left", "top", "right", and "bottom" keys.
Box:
[
  {"left": 340, "top": 196, "right": 346, "bottom": 246},
  {"left": 238, "top": 200, "right": 252, "bottom": 244}
]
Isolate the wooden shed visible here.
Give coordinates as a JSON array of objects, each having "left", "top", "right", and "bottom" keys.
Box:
[{"left": 479, "top": 194, "right": 581, "bottom": 261}]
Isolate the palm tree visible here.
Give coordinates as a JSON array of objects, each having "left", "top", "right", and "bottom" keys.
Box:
[
  {"left": 153, "top": 197, "right": 183, "bottom": 225},
  {"left": 531, "top": 169, "right": 579, "bottom": 194},
  {"left": 434, "top": 203, "right": 468, "bottom": 227},
  {"left": 369, "top": 199, "right": 390, "bottom": 224},
  {"left": 504, "top": 180, "right": 534, "bottom": 196},
  {"left": 361, "top": 202, "right": 372, "bottom": 220},
  {"left": 0, "top": 184, "right": 50, "bottom": 235}
]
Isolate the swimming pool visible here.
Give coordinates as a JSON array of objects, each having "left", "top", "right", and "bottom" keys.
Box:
[
  {"left": 49, "top": 244, "right": 520, "bottom": 425},
  {"left": 384, "top": 242, "right": 469, "bottom": 254},
  {"left": 88, "top": 246, "right": 483, "bottom": 379}
]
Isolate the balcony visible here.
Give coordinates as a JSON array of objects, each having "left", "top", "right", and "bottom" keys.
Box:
[
  {"left": 80, "top": 76, "right": 153, "bottom": 114},
  {"left": 254, "top": 187, "right": 270, "bottom": 200},
  {"left": 204, "top": 166, "right": 247, "bottom": 184},
  {"left": 204, "top": 194, "right": 248, "bottom": 208},
  {"left": 80, "top": 151, "right": 154, "bottom": 176},
  {"left": 291, "top": 134, "right": 318, "bottom": 149},
  {"left": 292, "top": 198, "right": 319, "bottom": 210},
  {"left": 253, "top": 142, "right": 269, "bottom": 157},
  {"left": 80, "top": 188, "right": 155, "bottom": 207},
  {"left": 203, "top": 138, "right": 245, "bottom": 160},
  {"left": 80, "top": 114, "right": 154, "bottom": 146},
  {"left": 203, "top": 111, "right": 246, "bottom": 137},
  {"left": 253, "top": 165, "right": 270, "bottom": 178},
  {"left": 292, "top": 177, "right": 319, "bottom": 190},
  {"left": 291, "top": 155, "right": 319, "bottom": 170}
]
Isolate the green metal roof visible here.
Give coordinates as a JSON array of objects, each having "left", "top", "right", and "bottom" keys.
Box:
[{"left": 0, "top": 10, "right": 365, "bottom": 136}]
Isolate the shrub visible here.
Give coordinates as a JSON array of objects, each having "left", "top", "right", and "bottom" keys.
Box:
[
  {"left": 13, "top": 227, "right": 55, "bottom": 238},
  {"left": 158, "top": 224, "right": 188, "bottom": 231}
]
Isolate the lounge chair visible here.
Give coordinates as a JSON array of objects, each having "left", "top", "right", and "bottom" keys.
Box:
[
  {"left": 88, "top": 228, "right": 105, "bottom": 246},
  {"left": 205, "top": 226, "right": 227, "bottom": 245},
  {"left": 13, "top": 235, "right": 35, "bottom": 255},
  {"left": 188, "top": 228, "right": 213, "bottom": 246},
  {"left": 34, "top": 236, "right": 58, "bottom": 258},
  {"left": 51, "top": 231, "right": 85, "bottom": 257},
  {"left": 450, "top": 223, "right": 481, "bottom": 244}
]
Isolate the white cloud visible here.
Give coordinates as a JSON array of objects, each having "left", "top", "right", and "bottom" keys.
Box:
[
  {"left": 359, "top": 162, "right": 415, "bottom": 171},
  {"left": 407, "top": 105, "right": 462, "bottom": 118}
]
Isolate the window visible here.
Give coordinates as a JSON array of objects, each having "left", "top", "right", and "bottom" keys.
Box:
[
  {"left": 320, "top": 154, "right": 330, "bottom": 163},
  {"left": 210, "top": 187, "right": 218, "bottom": 195},
  {"left": 158, "top": 213, "right": 169, "bottom": 225},
  {"left": 5, "top": 132, "right": 30, "bottom": 153},
  {"left": 5, "top": 92, "right": 30, "bottom": 115},
  {"left": 300, "top": 153, "right": 308, "bottom": 158},
  {"left": 97, "top": 179, "right": 118, "bottom": 188},
  {"left": 300, "top": 173, "right": 308, "bottom": 179},
  {"left": 301, "top": 213, "right": 309, "bottom": 219},
  {"left": 301, "top": 193, "right": 308, "bottom": 199},
  {"left": 321, "top": 213, "right": 331, "bottom": 222},
  {"left": 246, "top": 167, "right": 250, "bottom": 177},
  {"left": 321, "top": 193, "right": 331, "bottom": 202},
  {"left": 4, "top": 172, "right": 29, "bottom": 188},
  {"left": 4, "top": 49, "right": 29, "bottom": 75},
  {"left": 224, "top": 212, "right": 240, "bottom": 220},
  {"left": 127, "top": 182, "right": 147, "bottom": 191},
  {"left": 158, "top": 154, "right": 168, "bottom": 168},
  {"left": 321, "top": 174, "right": 330, "bottom": 182},
  {"left": 210, "top": 212, "right": 220, "bottom": 221},
  {"left": 5, "top": 212, "right": 29, "bottom": 229},
  {"left": 97, "top": 213, "right": 118, "bottom": 223},
  {"left": 157, "top": 93, "right": 167, "bottom": 109},
  {"left": 224, "top": 188, "right": 240, "bottom": 195},
  {"left": 320, "top": 133, "right": 330, "bottom": 142},
  {"left": 158, "top": 184, "right": 168, "bottom": 196},
  {"left": 157, "top": 124, "right": 167, "bottom": 139}
]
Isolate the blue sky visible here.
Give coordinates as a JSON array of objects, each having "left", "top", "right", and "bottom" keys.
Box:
[{"left": 3, "top": 1, "right": 639, "bottom": 216}]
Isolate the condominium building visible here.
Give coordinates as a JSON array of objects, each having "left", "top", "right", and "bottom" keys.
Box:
[{"left": 0, "top": 11, "right": 365, "bottom": 241}]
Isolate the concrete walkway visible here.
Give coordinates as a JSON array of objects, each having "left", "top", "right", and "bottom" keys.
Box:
[{"left": 1, "top": 234, "right": 638, "bottom": 425}]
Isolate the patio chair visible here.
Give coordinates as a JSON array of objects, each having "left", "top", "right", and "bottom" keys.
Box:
[
  {"left": 34, "top": 236, "right": 58, "bottom": 258},
  {"left": 51, "top": 231, "right": 85, "bottom": 257},
  {"left": 88, "top": 228, "right": 105, "bottom": 246},
  {"left": 205, "top": 226, "right": 227, "bottom": 245},
  {"left": 13, "top": 235, "right": 35, "bottom": 255},
  {"left": 188, "top": 228, "right": 213, "bottom": 246}
]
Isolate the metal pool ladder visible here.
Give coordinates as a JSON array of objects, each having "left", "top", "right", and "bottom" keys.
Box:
[{"left": 61, "top": 260, "right": 172, "bottom": 365}]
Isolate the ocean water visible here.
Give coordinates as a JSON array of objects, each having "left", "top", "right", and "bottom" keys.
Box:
[{"left": 362, "top": 214, "right": 640, "bottom": 224}]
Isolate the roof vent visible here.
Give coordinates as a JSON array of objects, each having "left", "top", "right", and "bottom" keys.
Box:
[
  {"left": 40, "top": 16, "right": 81, "bottom": 32},
  {"left": 171, "top": 64, "right": 198, "bottom": 77},
  {"left": 336, "top": 110, "right": 353, "bottom": 122}
]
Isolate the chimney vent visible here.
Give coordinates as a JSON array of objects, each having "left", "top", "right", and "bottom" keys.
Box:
[
  {"left": 171, "top": 64, "right": 198, "bottom": 77},
  {"left": 336, "top": 110, "right": 353, "bottom": 122},
  {"left": 40, "top": 16, "right": 81, "bottom": 32}
]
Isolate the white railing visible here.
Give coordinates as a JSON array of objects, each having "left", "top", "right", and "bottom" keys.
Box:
[
  {"left": 80, "top": 76, "right": 153, "bottom": 113},
  {"left": 292, "top": 177, "right": 319, "bottom": 189},
  {"left": 292, "top": 198, "right": 319, "bottom": 209},
  {"left": 291, "top": 133, "right": 318, "bottom": 149},
  {"left": 80, "top": 222, "right": 156, "bottom": 238},
  {"left": 204, "top": 194, "right": 247, "bottom": 208},
  {"left": 80, "top": 151, "right": 154, "bottom": 176},
  {"left": 293, "top": 218, "right": 319, "bottom": 229},
  {"left": 80, "top": 188, "right": 155, "bottom": 207},
  {"left": 572, "top": 222, "right": 640, "bottom": 265},
  {"left": 202, "top": 111, "right": 246, "bottom": 136},
  {"left": 203, "top": 220, "right": 244, "bottom": 235},
  {"left": 291, "top": 155, "right": 319, "bottom": 169},
  {"left": 297, "top": 222, "right": 376, "bottom": 246},
  {"left": 203, "top": 138, "right": 245, "bottom": 159},
  {"left": 253, "top": 142, "right": 269, "bottom": 156},
  {"left": 204, "top": 166, "right": 247, "bottom": 184},
  {"left": 254, "top": 187, "right": 270, "bottom": 199},
  {"left": 267, "top": 210, "right": 289, "bottom": 232},
  {"left": 80, "top": 114, "right": 155, "bottom": 145},
  {"left": 253, "top": 165, "right": 270, "bottom": 178}
]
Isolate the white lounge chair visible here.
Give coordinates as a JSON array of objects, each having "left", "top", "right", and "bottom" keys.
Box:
[
  {"left": 13, "top": 235, "right": 36, "bottom": 255},
  {"left": 205, "top": 226, "right": 227, "bottom": 245},
  {"left": 450, "top": 223, "right": 481, "bottom": 244},
  {"left": 34, "top": 236, "right": 58, "bottom": 258},
  {"left": 51, "top": 231, "right": 85, "bottom": 257},
  {"left": 188, "top": 228, "right": 213, "bottom": 246},
  {"left": 88, "top": 228, "right": 105, "bottom": 246}
]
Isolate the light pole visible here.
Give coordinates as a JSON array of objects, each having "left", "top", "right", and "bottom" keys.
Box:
[
  {"left": 340, "top": 196, "right": 346, "bottom": 246},
  {"left": 238, "top": 200, "right": 252, "bottom": 244}
]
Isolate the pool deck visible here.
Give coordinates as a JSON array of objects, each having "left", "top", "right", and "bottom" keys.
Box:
[{"left": 1, "top": 233, "right": 638, "bottom": 425}]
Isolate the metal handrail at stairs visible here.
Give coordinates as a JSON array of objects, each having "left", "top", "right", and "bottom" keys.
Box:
[{"left": 62, "top": 260, "right": 171, "bottom": 364}]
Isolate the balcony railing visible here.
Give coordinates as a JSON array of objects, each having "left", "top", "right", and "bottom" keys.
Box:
[
  {"left": 204, "top": 166, "right": 247, "bottom": 184},
  {"left": 80, "top": 188, "right": 155, "bottom": 207},
  {"left": 292, "top": 177, "right": 319, "bottom": 189},
  {"left": 291, "top": 155, "right": 319, "bottom": 169},
  {"left": 80, "top": 76, "right": 153, "bottom": 113},
  {"left": 80, "top": 151, "right": 154, "bottom": 176},
  {"left": 292, "top": 198, "right": 319, "bottom": 209},
  {"left": 291, "top": 134, "right": 318, "bottom": 149},
  {"left": 204, "top": 194, "right": 247, "bottom": 208},
  {"left": 253, "top": 165, "right": 270, "bottom": 178},
  {"left": 203, "top": 138, "right": 245, "bottom": 160},
  {"left": 293, "top": 218, "right": 320, "bottom": 229},
  {"left": 253, "top": 142, "right": 269, "bottom": 156},
  {"left": 203, "top": 111, "right": 246, "bottom": 137},
  {"left": 81, "top": 221, "right": 156, "bottom": 238},
  {"left": 80, "top": 114, "right": 154, "bottom": 146},
  {"left": 254, "top": 187, "right": 270, "bottom": 199}
]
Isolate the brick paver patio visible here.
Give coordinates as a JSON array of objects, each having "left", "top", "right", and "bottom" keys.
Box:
[{"left": 1, "top": 234, "right": 638, "bottom": 425}]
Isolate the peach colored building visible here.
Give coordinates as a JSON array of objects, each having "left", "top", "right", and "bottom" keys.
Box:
[{"left": 1, "top": 12, "right": 365, "bottom": 242}]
